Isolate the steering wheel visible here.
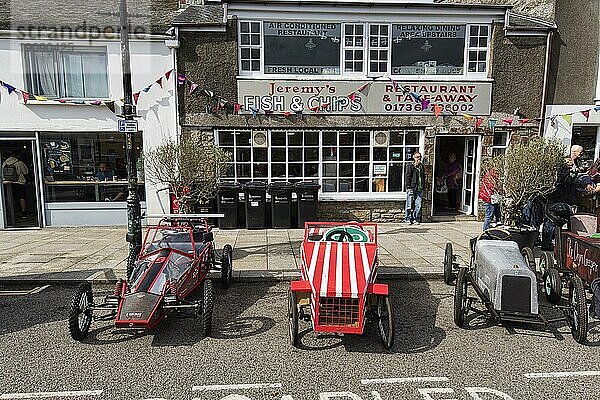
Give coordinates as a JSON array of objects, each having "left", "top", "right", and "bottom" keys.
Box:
[
  {"left": 324, "top": 228, "right": 355, "bottom": 242},
  {"left": 477, "top": 228, "right": 513, "bottom": 242}
]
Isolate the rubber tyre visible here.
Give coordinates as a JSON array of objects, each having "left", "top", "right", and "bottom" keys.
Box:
[
  {"left": 521, "top": 247, "right": 536, "bottom": 273},
  {"left": 538, "top": 251, "right": 555, "bottom": 275},
  {"left": 221, "top": 244, "right": 233, "bottom": 289},
  {"left": 568, "top": 275, "right": 588, "bottom": 344},
  {"left": 200, "top": 279, "right": 213, "bottom": 337},
  {"left": 68, "top": 283, "right": 93, "bottom": 341},
  {"left": 377, "top": 295, "right": 394, "bottom": 350},
  {"left": 288, "top": 291, "right": 299, "bottom": 348},
  {"left": 444, "top": 243, "right": 455, "bottom": 285},
  {"left": 543, "top": 268, "right": 562, "bottom": 305},
  {"left": 454, "top": 267, "right": 469, "bottom": 328}
]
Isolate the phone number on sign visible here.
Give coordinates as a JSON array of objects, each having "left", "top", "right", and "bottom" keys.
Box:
[{"left": 383, "top": 103, "right": 475, "bottom": 113}]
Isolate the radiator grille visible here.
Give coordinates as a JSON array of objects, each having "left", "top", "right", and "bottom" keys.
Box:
[
  {"left": 501, "top": 275, "right": 532, "bottom": 314},
  {"left": 318, "top": 297, "right": 360, "bottom": 327}
]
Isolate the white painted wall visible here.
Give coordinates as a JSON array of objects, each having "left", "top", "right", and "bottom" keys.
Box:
[
  {"left": 543, "top": 104, "right": 600, "bottom": 155},
  {"left": 0, "top": 36, "right": 178, "bottom": 225}
]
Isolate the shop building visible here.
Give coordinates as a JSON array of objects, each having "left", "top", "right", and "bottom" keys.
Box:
[
  {"left": 543, "top": 0, "right": 600, "bottom": 167},
  {"left": 0, "top": 1, "right": 180, "bottom": 228},
  {"left": 175, "top": 0, "right": 556, "bottom": 222}
]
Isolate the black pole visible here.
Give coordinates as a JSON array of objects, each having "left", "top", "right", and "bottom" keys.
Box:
[{"left": 119, "top": 0, "right": 142, "bottom": 279}]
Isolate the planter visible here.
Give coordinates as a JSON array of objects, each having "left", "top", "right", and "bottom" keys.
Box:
[{"left": 507, "top": 227, "right": 538, "bottom": 251}]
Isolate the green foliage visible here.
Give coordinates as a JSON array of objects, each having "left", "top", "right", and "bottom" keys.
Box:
[
  {"left": 482, "top": 137, "right": 565, "bottom": 226},
  {"left": 143, "top": 134, "right": 232, "bottom": 211}
]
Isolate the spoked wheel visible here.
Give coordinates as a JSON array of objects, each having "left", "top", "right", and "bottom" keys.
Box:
[
  {"left": 200, "top": 279, "right": 214, "bottom": 337},
  {"left": 288, "top": 291, "right": 299, "bottom": 347},
  {"left": 221, "top": 244, "right": 233, "bottom": 289},
  {"left": 377, "top": 295, "right": 394, "bottom": 350},
  {"left": 521, "top": 247, "right": 536, "bottom": 273},
  {"left": 454, "top": 267, "right": 469, "bottom": 328},
  {"left": 68, "top": 283, "right": 94, "bottom": 341},
  {"left": 443, "top": 243, "right": 455, "bottom": 285},
  {"left": 566, "top": 275, "right": 588, "bottom": 344},
  {"left": 543, "top": 268, "right": 562, "bottom": 304},
  {"left": 538, "top": 251, "right": 554, "bottom": 276}
]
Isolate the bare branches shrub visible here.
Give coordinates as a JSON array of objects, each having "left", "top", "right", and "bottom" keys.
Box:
[
  {"left": 144, "top": 134, "right": 232, "bottom": 212},
  {"left": 483, "top": 137, "right": 565, "bottom": 226}
]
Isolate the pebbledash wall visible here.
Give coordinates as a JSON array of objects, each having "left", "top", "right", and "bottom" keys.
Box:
[{"left": 176, "top": 0, "right": 554, "bottom": 222}]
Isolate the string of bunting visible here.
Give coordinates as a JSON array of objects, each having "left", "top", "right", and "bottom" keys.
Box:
[{"left": 0, "top": 69, "right": 175, "bottom": 113}]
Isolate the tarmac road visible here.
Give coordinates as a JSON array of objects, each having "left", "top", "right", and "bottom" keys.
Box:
[{"left": 1, "top": 279, "right": 600, "bottom": 400}]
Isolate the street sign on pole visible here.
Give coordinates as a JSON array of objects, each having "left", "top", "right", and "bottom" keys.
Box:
[{"left": 118, "top": 119, "right": 138, "bottom": 133}]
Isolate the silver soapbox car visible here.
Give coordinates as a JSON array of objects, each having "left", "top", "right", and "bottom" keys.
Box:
[{"left": 444, "top": 228, "right": 587, "bottom": 343}]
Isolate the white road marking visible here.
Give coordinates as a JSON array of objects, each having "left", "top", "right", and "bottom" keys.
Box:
[
  {"left": 0, "top": 285, "right": 50, "bottom": 296},
  {"left": 361, "top": 377, "right": 450, "bottom": 385},
  {"left": 192, "top": 383, "right": 283, "bottom": 392},
  {"left": 0, "top": 390, "right": 102, "bottom": 399},
  {"left": 525, "top": 370, "right": 600, "bottom": 379}
]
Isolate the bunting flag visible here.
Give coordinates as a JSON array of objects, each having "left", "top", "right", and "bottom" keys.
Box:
[
  {"left": 296, "top": 110, "right": 303, "bottom": 120},
  {"left": 357, "top": 82, "right": 370, "bottom": 92},
  {"left": 475, "top": 117, "right": 484, "bottom": 129},
  {"left": 264, "top": 109, "right": 274, "bottom": 115},
  {"left": 143, "top": 85, "right": 152, "bottom": 93},
  {"left": 250, "top": 107, "right": 258, "bottom": 118},
  {"left": 320, "top": 102, "right": 331, "bottom": 110},
  {"left": 165, "top": 70, "right": 172, "bottom": 81},
  {"left": 349, "top": 92, "right": 357, "bottom": 102},
  {"left": 562, "top": 114, "right": 572, "bottom": 125},
  {"left": 234, "top": 103, "right": 243, "bottom": 113},
  {"left": 156, "top": 77, "right": 163, "bottom": 88},
  {"left": 133, "top": 92, "right": 140, "bottom": 104},
  {"left": 1, "top": 82, "right": 16, "bottom": 94},
  {"left": 595, "top": 106, "right": 600, "bottom": 112},
  {"left": 581, "top": 110, "right": 590, "bottom": 121},
  {"left": 33, "top": 95, "right": 48, "bottom": 101},
  {"left": 203, "top": 89, "right": 214, "bottom": 98},
  {"left": 462, "top": 113, "right": 474, "bottom": 121},
  {"left": 390, "top": 78, "right": 399, "bottom": 91},
  {"left": 105, "top": 101, "right": 116, "bottom": 113},
  {"left": 91, "top": 100, "right": 102, "bottom": 106},
  {"left": 283, "top": 111, "right": 291, "bottom": 117},
  {"left": 21, "top": 91, "right": 29, "bottom": 105},
  {"left": 189, "top": 83, "right": 199, "bottom": 95},
  {"left": 309, "top": 105, "right": 319, "bottom": 112},
  {"left": 409, "top": 92, "right": 421, "bottom": 103},
  {"left": 434, "top": 104, "right": 443, "bottom": 117},
  {"left": 501, "top": 118, "right": 513, "bottom": 125},
  {"left": 488, "top": 118, "right": 497, "bottom": 130},
  {"left": 177, "top": 73, "right": 186, "bottom": 85},
  {"left": 519, "top": 118, "right": 530, "bottom": 124},
  {"left": 420, "top": 99, "right": 430, "bottom": 110}
]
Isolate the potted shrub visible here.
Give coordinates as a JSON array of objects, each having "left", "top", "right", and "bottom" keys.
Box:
[
  {"left": 481, "top": 137, "right": 565, "bottom": 249},
  {"left": 143, "top": 133, "right": 232, "bottom": 214}
]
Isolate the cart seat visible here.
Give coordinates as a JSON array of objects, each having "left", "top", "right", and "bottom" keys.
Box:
[{"left": 570, "top": 214, "right": 597, "bottom": 236}]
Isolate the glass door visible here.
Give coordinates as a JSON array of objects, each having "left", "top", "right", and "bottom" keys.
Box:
[
  {"left": 461, "top": 137, "right": 477, "bottom": 215},
  {"left": 0, "top": 140, "right": 41, "bottom": 228}
]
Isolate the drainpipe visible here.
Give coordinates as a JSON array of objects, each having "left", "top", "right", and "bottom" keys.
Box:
[
  {"left": 539, "top": 29, "right": 554, "bottom": 137},
  {"left": 172, "top": 27, "right": 181, "bottom": 145}
]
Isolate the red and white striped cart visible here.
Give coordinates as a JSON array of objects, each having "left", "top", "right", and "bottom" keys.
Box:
[{"left": 288, "top": 222, "right": 394, "bottom": 349}]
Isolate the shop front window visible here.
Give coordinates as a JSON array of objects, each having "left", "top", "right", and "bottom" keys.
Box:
[
  {"left": 41, "top": 132, "right": 145, "bottom": 202},
  {"left": 216, "top": 128, "right": 423, "bottom": 196}
]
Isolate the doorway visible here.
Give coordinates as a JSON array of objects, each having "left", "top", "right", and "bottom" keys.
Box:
[
  {"left": 433, "top": 136, "right": 479, "bottom": 216},
  {"left": 0, "top": 140, "right": 41, "bottom": 228}
]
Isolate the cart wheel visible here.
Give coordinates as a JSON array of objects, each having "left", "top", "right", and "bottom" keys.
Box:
[
  {"left": 288, "top": 291, "right": 299, "bottom": 347},
  {"left": 444, "top": 243, "right": 455, "bottom": 285},
  {"left": 200, "top": 279, "right": 213, "bottom": 336},
  {"left": 377, "top": 295, "right": 394, "bottom": 350},
  {"left": 521, "top": 247, "right": 536, "bottom": 273},
  {"left": 567, "top": 275, "right": 588, "bottom": 344},
  {"left": 538, "top": 251, "right": 555, "bottom": 275},
  {"left": 221, "top": 244, "right": 233, "bottom": 289},
  {"left": 543, "top": 268, "right": 562, "bottom": 304},
  {"left": 68, "top": 283, "right": 94, "bottom": 341},
  {"left": 454, "top": 267, "right": 469, "bottom": 328}
]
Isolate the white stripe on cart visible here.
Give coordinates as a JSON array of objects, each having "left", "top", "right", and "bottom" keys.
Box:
[
  {"left": 349, "top": 242, "right": 358, "bottom": 298},
  {"left": 319, "top": 242, "right": 333, "bottom": 297}
]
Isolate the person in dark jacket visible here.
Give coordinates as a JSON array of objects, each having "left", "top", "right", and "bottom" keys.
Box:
[{"left": 404, "top": 151, "right": 425, "bottom": 224}]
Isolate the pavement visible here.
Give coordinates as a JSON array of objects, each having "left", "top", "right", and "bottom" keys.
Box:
[{"left": 0, "top": 221, "right": 482, "bottom": 284}]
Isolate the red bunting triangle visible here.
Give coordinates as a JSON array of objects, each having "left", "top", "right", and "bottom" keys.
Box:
[
  {"left": 581, "top": 110, "right": 590, "bottom": 121},
  {"left": 156, "top": 77, "right": 163, "bottom": 88},
  {"left": 133, "top": 92, "right": 140, "bottom": 104},
  {"left": 475, "top": 117, "right": 484, "bottom": 128},
  {"left": 501, "top": 119, "right": 513, "bottom": 125},
  {"left": 434, "top": 104, "right": 443, "bottom": 117},
  {"left": 283, "top": 111, "right": 291, "bottom": 117},
  {"left": 233, "top": 103, "right": 242, "bottom": 113},
  {"left": 518, "top": 118, "right": 530, "bottom": 124},
  {"left": 21, "top": 91, "right": 29, "bottom": 104},
  {"left": 320, "top": 103, "right": 330, "bottom": 109},
  {"left": 165, "top": 70, "right": 172, "bottom": 81},
  {"left": 309, "top": 106, "right": 319, "bottom": 112},
  {"left": 357, "top": 82, "right": 369, "bottom": 92}
]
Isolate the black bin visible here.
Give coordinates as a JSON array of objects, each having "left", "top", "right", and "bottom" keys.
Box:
[
  {"left": 269, "top": 182, "right": 294, "bottom": 228},
  {"left": 295, "top": 182, "right": 321, "bottom": 228},
  {"left": 217, "top": 182, "right": 241, "bottom": 229},
  {"left": 244, "top": 181, "right": 268, "bottom": 229}
]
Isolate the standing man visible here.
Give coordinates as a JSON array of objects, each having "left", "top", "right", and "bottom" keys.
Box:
[
  {"left": 404, "top": 151, "right": 425, "bottom": 225},
  {"left": 568, "top": 144, "right": 587, "bottom": 174},
  {"left": 2, "top": 151, "right": 29, "bottom": 218},
  {"left": 479, "top": 168, "right": 498, "bottom": 231}
]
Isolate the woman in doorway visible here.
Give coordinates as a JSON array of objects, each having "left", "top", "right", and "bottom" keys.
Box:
[{"left": 444, "top": 153, "right": 462, "bottom": 213}]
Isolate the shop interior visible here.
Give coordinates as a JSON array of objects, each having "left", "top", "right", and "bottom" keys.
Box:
[
  {"left": 0, "top": 140, "right": 40, "bottom": 228},
  {"left": 433, "top": 136, "right": 466, "bottom": 216}
]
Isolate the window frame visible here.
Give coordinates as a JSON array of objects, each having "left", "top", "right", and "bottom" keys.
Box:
[
  {"left": 491, "top": 129, "right": 511, "bottom": 156},
  {"left": 342, "top": 23, "right": 366, "bottom": 75},
  {"left": 23, "top": 44, "right": 110, "bottom": 99},
  {"left": 466, "top": 24, "right": 491, "bottom": 77},
  {"left": 238, "top": 21, "right": 263, "bottom": 74}
]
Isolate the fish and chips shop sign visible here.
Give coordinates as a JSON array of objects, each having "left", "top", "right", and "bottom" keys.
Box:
[{"left": 238, "top": 80, "right": 492, "bottom": 115}]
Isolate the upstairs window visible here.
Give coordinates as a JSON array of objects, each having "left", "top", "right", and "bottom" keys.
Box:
[
  {"left": 343, "top": 23, "right": 365, "bottom": 74},
  {"left": 240, "top": 21, "right": 261, "bottom": 72},
  {"left": 23, "top": 45, "right": 109, "bottom": 99},
  {"left": 467, "top": 25, "right": 490, "bottom": 73},
  {"left": 369, "top": 24, "right": 389, "bottom": 74}
]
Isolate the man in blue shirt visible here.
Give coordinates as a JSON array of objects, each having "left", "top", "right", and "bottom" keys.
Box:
[{"left": 95, "top": 162, "right": 114, "bottom": 181}]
